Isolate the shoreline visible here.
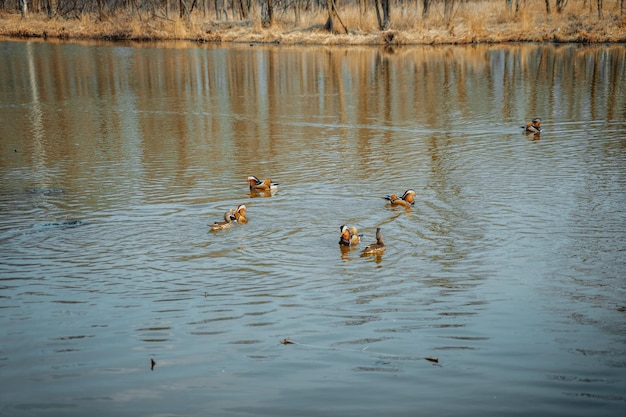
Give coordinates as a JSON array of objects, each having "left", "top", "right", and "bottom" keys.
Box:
[{"left": 1, "top": 7, "right": 625, "bottom": 46}]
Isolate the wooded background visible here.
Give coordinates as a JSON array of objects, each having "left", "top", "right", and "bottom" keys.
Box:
[{"left": 3, "top": 0, "right": 623, "bottom": 33}]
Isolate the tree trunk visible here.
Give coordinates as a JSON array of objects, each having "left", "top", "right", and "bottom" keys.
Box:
[
  {"left": 47, "top": 0, "right": 57, "bottom": 17},
  {"left": 374, "top": 0, "right": 390, "bottom": 30},
  {"left": 325, "top": 0, "right": 336, "bottom": 32},
  {"left": 324, "top": 0, "right": 348, "bottom": 34},
  {"left": 422, "top": 0, "right": 429, "bottom": 17},
  {"left": 262, "top": 0, "right": 273, "bottom": 27},
  {"left": 19, "top": 0, "right": 28, "bottom": 18},
  {"left": 374, "top": 0, "right": 383, "bottom": 28},
  {"left": 597, "top": 0, "right": 602, "bottom": 17},
  {"left": 359, "top": 0, "right": 365, "bottom": 26},
  {"left": 382, "top": 0, "right": 390, "bottom": 29},
  {"left": 237, "top": 0, "right": 248, "bottom": 19},
  {"left": 179, "top": 0, "right": 192, "bottom": 19},
  {"left": 545, "top": 0, "right": 551, "bottom": 13},
  {"left": 96, "top": 0, "right": 104, "bottom": 20},
  {"left": 294, "top": 0, "right": 301, "bottom": 24}
]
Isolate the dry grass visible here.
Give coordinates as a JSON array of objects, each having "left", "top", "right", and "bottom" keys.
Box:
[{"left": 1, "top": 1, "right": 625, "bottom": 45}]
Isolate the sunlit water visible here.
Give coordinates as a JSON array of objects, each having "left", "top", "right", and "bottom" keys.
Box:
[{"left": 1, "top": 39, "right": 625, "bottom": 417}]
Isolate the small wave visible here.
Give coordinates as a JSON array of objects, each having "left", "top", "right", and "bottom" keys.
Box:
[
  {"left": 27, "top": 189, "right": 65, "bottom": 194},
  {"left": 34, "top": 220, "right": 84, "bottom": 229}
]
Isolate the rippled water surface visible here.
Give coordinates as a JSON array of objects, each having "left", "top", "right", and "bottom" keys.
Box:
[{"left": 1, "top": 40, "right": 625, "bottom": 417}]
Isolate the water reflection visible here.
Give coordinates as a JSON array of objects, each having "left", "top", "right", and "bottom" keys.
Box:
[
  {"left": 1, "top": 40, "right": 625, "bottom": 417},
  {"left": 3, "top": 42, "right": 625, "bottom": 176}
]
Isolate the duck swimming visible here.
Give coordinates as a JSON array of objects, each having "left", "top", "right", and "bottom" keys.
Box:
[
  {"left": 361, "top": 227, "right": 386, "bottom": 255},
  {"left": 248, "top": 176, "right": 278, "bottom": 192},
  {"left": 339, "top": 225, "right": 352, "bottom": 246},
  {"left": 339, "top": 225, "right": 361, "bottom": 246},
  {"left": 522, "top": 118, "right": 542, "bottom": 133},
  {"left": 234, "top": 204, "right": 247, "bottom": 223},
  {"left": 211, "top": 208, "right": 236, "bottom": 231},
  {"left": 383, "top": 189, "right": 416, "bottom": 208},
  {"left": 349, "top": 227, "right": 362, "bottom": 246}
]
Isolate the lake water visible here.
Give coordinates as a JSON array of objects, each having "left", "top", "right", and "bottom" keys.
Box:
[{"left": 0, "top": 39, "right": 625, "bottom": 417}]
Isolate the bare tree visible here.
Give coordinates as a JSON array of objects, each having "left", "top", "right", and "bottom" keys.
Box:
[
  {"left": 374, "top": 0, "right": 390, "bottom": 30},
  {"left": 294, "top": 0, "right": 302, "bottom": 24},
  {"left": 47, "top": 0, "right": 57, "bottom": 17},
  {"left": 214, "top": 0, "right": 228, "bottom": 20},
  {"left": 324, "top": 0, "right": 347, "bottom": 34},
  {"left": 97, "top": 0, "right": 104, "bottom": 20},
  {"left": 423, "top": 0, "right": 430, "bottom": 17},
  {"left": 235, "top": 0, "right": 249, "bottom": 19},
  {"left": 19, "top": 0, "right": 28, "bottom": 17},
  {"left": 359, "top": 0, "right": 365, "bottom": 26},
  {"left": 596, "top": 0, "right": 602, "bottom": 17},
  {"left": 262, "top": 0, "right": 273, "bottom": 27},
  {"left": 545, "top": 0, "right": 551, "bottom": 13}
]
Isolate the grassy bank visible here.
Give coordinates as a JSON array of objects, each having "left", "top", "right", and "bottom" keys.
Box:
[{"left": 1, "top": 1, "right": 625, "bottom": 45}]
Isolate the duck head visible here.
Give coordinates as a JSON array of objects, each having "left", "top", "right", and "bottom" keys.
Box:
[
  {"left": 531, "top": 118, "right": 542, "bottom": 131},
  {"left": 339, "top": 225, "right": 351, "bottom": 246},
  {"left": 235, "top": 204, "right": 247, "bottom": 222},
  {"left": 247, "top": 176, "right": 262, "bottom": 188},
  {"left": 224, "top": 208, "right": 236, "bottom": 223}
]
